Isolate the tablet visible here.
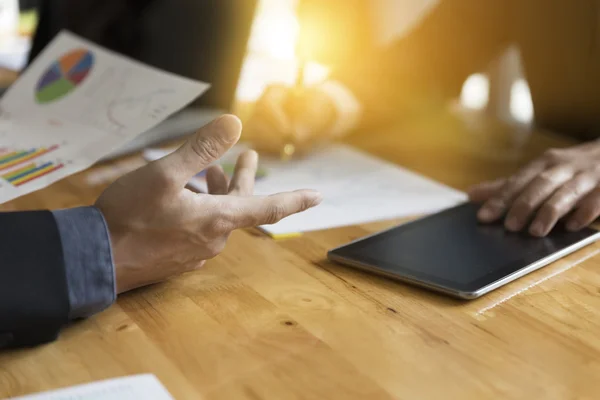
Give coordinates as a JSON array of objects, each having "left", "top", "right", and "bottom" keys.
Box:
[{"left": 328, "top": 203, "right": 600, "bottom": 299}]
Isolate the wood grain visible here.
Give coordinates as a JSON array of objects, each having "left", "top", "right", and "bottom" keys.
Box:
[{"left": 1, "top": 111, "right": 599, "bottom": 399}]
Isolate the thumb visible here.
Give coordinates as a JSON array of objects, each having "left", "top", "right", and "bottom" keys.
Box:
[{"left": 157, "top": 115, "right": 242, "bottom": 187}]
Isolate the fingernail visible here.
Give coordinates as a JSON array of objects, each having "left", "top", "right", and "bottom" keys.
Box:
[
  {"left": 529, "top": 221, "right": 545, "bottom": 237},
  {"left": 210, "top": 115, "right": 226, "bottom": 129},
  {"left": 566, "top": 220, "right": 581, "bottom": 231},
  {"left": 212, "top": 115, "right": 242, "bottom": 143},
  {"left": 309, "top": 191, "right": 323, "bottom": 206},
  {"left": 505, "top": 216, "right": 522, "bottom": 231},
  {"left": 478, "top": 207, "right": 496, "bottom": 222}
]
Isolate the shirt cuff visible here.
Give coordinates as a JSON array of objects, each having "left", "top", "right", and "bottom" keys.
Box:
[
  {"left": 52, "top": 207, "right": 116, "bottom": 320},
  {"left": 319, "top": 80, "right": 363, "bottom": 137}
]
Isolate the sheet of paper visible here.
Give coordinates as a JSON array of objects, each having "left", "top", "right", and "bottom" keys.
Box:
[
  {"left": 0, "top": 31, "right": 209, "bottom": 204},
  {"left": 9, "top": 374, "right": 174, "bottom": 400},
  {"left": 143, "top": 144, "right": 467, "bottom": 237}
]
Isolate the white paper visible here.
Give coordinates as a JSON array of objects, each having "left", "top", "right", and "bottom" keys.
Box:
[
  {"left": 8, "top": 374, "right": 174, "bottom": 400},
  {"left": 0, "top": 31, "right": 209, "bottom": 204},
  {"left": 143, "top": 144, "right": 467, "bottom": 236}
]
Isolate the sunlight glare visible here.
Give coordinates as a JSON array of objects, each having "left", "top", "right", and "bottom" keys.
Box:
[{"left": 236, "top": 0, "right": 329, "bottom": 102}]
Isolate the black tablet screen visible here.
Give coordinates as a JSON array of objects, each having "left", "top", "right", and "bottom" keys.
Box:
[{"left": 331, "top": 203, "right": 598, "bottom": 292}]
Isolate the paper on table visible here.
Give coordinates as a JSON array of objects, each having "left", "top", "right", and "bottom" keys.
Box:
[
  {"left": 8, "top": 374, "right": 174, "bottom": 400},
  {"left": 143, "top": 144, "right": 467, "bottom": 237},
  {"left": 0, "top": 31, "right": 209, "bottom": 204}
]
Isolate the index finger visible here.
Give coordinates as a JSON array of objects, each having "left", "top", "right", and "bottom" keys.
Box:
[
  {"left": 478, "top": 160, "right": 548, "bottom": 222},
  {"left": 468, "top": 178, "right": 506, "bottom": 203},
  {"left": 228, "top": 150, "right": 259, "bottom": 196},
  {"left": 224, "top": 190, "right": 323, "bottom": 229}
]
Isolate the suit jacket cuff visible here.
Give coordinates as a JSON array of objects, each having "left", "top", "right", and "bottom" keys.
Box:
[{"left": 52, "top": 206, "right": 116, "bottom": 319}]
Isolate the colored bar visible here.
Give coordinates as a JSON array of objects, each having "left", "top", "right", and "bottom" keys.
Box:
[
  {"left": 7, "top": 161, "right": 52, "bottom": 182},
  {"left": 0, "top": 145, "right": 59, "bottom": 171},
  {"left": 0, "top": 150, "right": 29, "bottom": 164},
  {"left": 14, "top": 163, "right": 64, "bottom": 186},
  {"left": 2, "top": 163, "right": 37, "bottom": 180}
]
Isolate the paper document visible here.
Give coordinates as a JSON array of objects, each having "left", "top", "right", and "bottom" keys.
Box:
[
  {"left": 144, "top": 144, "right": 467, "bottom": 237},
  {"left": 0, "top": 31, "right": 209, "bottom": 204},
  {"left": 8, "top": 374, "right": 174, "bottom": 400}
]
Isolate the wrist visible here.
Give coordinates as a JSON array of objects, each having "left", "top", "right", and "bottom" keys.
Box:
[
  {"left": 106, "top": 224, "right": 176, "bottom": 294},
  {"left": 95, "top": 205, "right": 136, "bottom": 294},
  {"left": 106, "top": 228, "right": 147, "bottom": 294},
  {"left": 109, "top": 231, "right": 132, "bottom": 294}
]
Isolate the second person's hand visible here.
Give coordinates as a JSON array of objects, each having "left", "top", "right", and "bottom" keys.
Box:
[{"left": 469, "top": 141, "right": 600, "bottom": 236}]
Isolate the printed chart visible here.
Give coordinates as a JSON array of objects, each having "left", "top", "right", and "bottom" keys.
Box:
[
  {"left": 35, "top": 49, "right": 94, "bottom": 104},
  {"left": 0, "top": 31, "right": 209, "bottom": 204},
  {"left": 0, "top": 146, "right": 63, "bottom": 186}
]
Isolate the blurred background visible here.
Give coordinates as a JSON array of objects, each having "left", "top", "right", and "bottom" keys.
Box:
[
  {"left": 246, "top": 0, "right": 533, "bottom": 125},
  {"left": 237, "top": 0, "right": 533, "bottom": 125},
  {"left": 0, "top": 0, "right": 534, "bottom": 128}
]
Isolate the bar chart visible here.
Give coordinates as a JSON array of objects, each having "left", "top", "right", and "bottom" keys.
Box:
[
  {"left": 0, "top": 146, "right": 64, "bottom": 186},
  {"left": 0, "top": 145, "right": 59, "bottom": 171}
]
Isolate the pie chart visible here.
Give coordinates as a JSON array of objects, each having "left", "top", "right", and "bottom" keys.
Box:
[{"left": 35, "top": 48, "right": 94, "bottom": 104}]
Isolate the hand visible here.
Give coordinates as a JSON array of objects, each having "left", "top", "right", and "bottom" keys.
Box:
[
  {"left": 468, "top": 141, "right": 600, "bottom": 236},
  {"left": 95, "top": 115, "right": 322, "bottom": 293},
  {"left": 246, "top": 84, "right": 338, "bottom": 156}
]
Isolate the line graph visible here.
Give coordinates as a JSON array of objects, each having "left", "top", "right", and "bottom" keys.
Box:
[
  {"left": 76, "top": 67, "right": 176, "bottom": 135},
  {"left": 107, "top": 89, "right": 173, "bottom": 129}
]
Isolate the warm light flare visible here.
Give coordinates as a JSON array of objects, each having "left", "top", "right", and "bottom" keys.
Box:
[{"left": 235, "top": 0, "right": 329, "bottom": 103}]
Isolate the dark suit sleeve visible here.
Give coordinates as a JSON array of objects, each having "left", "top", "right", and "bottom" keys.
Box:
[
  {"left": 332, "top": 0, "right": 511, "bottom": 128},
  {"left": 0, "top": 211, "right": 70, "bottom": 347},
  {"left": 0, "top": 208, "right": 116, "bottom": 349}
]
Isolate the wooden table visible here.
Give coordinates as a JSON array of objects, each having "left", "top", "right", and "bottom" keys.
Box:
[{"left": 2, "top": 111, "right": 600, "bottom": 399}]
